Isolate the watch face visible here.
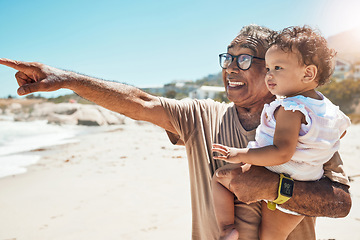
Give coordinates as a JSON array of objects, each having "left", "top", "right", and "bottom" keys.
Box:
[{"left": 280, "top": 178, "right": 294, "bottom": 198}]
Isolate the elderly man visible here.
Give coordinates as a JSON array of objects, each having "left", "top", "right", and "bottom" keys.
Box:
[{"left": 0, "top": 25, "right": 351, "bottom": 240}]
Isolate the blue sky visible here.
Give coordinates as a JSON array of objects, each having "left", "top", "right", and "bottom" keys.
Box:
[{"left": 1, "top": 0, "right": 360, "bottom": 98}]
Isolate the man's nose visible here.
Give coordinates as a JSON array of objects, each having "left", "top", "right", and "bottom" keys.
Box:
[{"left": 225, "top": 59, "right": 240, "bottom": 74}]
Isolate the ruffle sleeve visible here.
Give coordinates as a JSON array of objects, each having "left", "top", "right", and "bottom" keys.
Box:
[
  {"left": 280, "top": 98, "right": 311, "bottom": 126},
  {"left": 264, "top": 98, "right": 311, "bottom": 126}
]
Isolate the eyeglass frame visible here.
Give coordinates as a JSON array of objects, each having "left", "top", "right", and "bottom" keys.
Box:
[{"left": 219, "top": 53, "right": 265, "bottom": 71}]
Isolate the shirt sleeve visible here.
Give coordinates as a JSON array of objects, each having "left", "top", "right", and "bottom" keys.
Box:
[
  {"left": 280, "top": 98, "right": 311, "bottom": 125},
  {"left": 323, "top": 152, "right": 350, "bottom": 186},
  {"left": 158, "top": 97, "right": 226, "bottom": 145}
]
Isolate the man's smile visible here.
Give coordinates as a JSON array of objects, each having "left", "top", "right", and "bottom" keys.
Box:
[{"left": 227, "top": 80, "right": 246, "bottom": 88}]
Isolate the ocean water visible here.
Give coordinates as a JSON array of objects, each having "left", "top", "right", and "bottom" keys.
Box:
[{"left": 0, "top": 120, "right": 81, "bottom": 179}]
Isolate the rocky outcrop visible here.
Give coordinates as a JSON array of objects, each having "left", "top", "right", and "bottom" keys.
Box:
[{"left": 5, "top": 102, "right": 125, "bottom": 126}]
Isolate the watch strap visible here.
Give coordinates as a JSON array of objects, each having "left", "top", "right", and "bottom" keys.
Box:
[{"left": 267, "top": 173, "right": 293, "bottom": 211}]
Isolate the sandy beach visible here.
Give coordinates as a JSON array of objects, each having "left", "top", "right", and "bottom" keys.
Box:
[{"left": 0, "top": 119, "right": 359, "bottom": 240}]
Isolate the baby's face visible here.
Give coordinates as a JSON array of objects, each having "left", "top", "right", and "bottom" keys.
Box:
[{"left": 264, "top": 45, "right": 307, "bottom": 97}]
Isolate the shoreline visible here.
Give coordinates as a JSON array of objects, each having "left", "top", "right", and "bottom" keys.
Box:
[
  {"left": 0, "top": 120, "right": 85, "bottom": 179},
  {"left": 0, "top": 118, "right": 133, "bottom": 179}
]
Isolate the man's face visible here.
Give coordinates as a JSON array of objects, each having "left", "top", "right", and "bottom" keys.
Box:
[{"left": 222, "top": 38, "right": 274, "bottom": 108}]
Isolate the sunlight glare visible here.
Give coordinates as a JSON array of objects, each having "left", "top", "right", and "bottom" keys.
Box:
[{"left": 319, "top": 0, "right": 360, "bottom": 36}]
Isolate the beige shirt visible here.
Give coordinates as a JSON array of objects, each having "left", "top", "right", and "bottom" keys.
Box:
[{"left": 159, "top": 97, "right": 349, "bottom": 240}]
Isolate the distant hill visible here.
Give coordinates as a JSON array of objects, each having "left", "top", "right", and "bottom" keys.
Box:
[
  {"left": 327, "top": 26, "right": 360, "bottom": 63},
  {"left": 194, "top": 72, "right": 223, "bottom": 86}
]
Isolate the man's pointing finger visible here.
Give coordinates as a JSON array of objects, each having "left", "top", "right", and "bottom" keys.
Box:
[{"left": 0, "top": 58, "right": 29, "bottom": 71}]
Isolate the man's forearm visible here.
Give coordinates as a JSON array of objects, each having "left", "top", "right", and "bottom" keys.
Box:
[
  {"left": 64, "top": 72, "right": 150, "bottom": 119},
  {"left": 58, "top": 71, "right": 175, "bottom": 132},
  {"left": 282, "top": 177, "right": 351, "bottom": 218}
]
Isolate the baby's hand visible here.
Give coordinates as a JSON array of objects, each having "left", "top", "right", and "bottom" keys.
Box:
[{"left": 212, "top": 143, "right": 243, "bottom": 164}]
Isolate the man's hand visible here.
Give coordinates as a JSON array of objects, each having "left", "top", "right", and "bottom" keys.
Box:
[
  {"left": 216, "top": 164, "right": 278, "bottom": 204},
  {"left": 0, "top": 58, "right": 66, "bottom": 96}
]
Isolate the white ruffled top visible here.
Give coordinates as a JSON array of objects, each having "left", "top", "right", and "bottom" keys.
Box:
[{"left": 247, "top": 92, "right": 351, "bottom": 181}]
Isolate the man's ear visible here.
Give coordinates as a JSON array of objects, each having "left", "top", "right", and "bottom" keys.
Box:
[{"left": 303, "top": 65, "right": 318, "bottom": 83}]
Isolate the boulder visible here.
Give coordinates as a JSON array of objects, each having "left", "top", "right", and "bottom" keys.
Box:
[
  {"left": 29, "top": 103, "right": 59, "bottom": 119},
  {"left": 30, "top": 103, "right": 79, "bottom": 119},
  {"left": 74, "top": 105, "right": 106, "bottom": 126},
  {"left": 52, "top": 103, "right": 79, "bottom": 115},
  {"left": 4, "top": 103, "right": 22, "bottom": 115},
  {"left": 5, "top": 101, "right": 126, "bottom": 126},
  {"left": 47, "top": 113, "right": 78, "bottom": 125},
  {"left": 98, "top": 107, "right": 125, "bottom": 125}
]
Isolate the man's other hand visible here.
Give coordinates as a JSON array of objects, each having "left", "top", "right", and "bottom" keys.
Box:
[{"left": 216, "top": 164, "right": 278, "bottom": 204}]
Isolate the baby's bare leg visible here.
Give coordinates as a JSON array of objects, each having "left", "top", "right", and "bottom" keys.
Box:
[
  {"left": 260, "top": 201, "right": 304, "bottom": 240},
  {"left": 212, "top": 165, "right": 240, "bottom": 240}
]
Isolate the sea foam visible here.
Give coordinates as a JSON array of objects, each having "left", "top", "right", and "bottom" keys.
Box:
[{"left": 0, "top": 120, "right": 79, "bottom": 178}]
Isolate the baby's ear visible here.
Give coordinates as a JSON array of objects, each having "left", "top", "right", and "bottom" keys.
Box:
[{"left": 303, "top": 65, "right": 318, "bottom": 83}]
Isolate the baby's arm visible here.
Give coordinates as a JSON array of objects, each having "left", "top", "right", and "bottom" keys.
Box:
[{"left": 213, "top": 107, "right": 303, "bottom": 166}]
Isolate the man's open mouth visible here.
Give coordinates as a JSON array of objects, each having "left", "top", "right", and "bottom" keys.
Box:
[{"left": 228, "top": 81, "right": 245, "bottom": 88}]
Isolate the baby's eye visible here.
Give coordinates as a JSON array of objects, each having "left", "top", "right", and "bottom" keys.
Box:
[
  {"left": 265, "top": 67, "right": 270, "bottom": 72},
  {"left": 275, "top": 66, "right": 282, "bottom": 70}
]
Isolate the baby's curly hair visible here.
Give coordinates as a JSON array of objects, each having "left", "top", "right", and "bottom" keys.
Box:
[{"left": 272, "top": 26, "right": 336, "bottom": 86}]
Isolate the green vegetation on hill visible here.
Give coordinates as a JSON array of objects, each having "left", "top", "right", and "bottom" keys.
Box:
[
  {"left": 195, "top": 72, "right": 223, "bottom": 86},
  {"left": 317, "top": 78, "right": 360, "bottom": 114}
]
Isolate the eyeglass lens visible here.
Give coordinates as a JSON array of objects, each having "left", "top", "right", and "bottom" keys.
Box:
[{"left": 220, "top": 54, "right": 252, "bottom": 70}]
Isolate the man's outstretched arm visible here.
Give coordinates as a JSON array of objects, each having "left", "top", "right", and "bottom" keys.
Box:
[
  {"left": 217, "top": 164, "right": 351, "bottom": 218},
  {"left": 0, "top": 58, "right": 176, "bottom": 133}
]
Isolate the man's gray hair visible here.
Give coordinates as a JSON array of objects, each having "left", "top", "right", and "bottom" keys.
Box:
[{"left": 229, "top": 24, "right": 276, "bottom": 56}]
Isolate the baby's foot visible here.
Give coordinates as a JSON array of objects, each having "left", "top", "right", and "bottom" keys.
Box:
[{"left": 219, "top": 228, "right": 239, "bottom": 240}]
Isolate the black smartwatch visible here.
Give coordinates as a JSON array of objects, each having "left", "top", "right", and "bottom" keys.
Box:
[{"left": 267, "top": 173, "right": 294, "bottom": 210}]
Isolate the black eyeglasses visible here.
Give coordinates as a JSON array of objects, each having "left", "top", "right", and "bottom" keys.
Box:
[{"left": 219, "top": 53, "right": 264, "bottom": 70}]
